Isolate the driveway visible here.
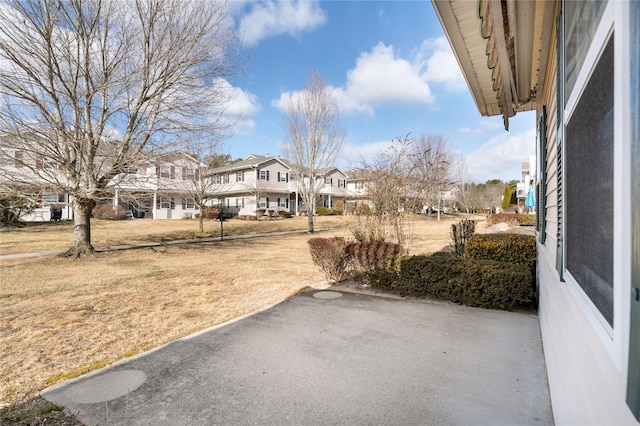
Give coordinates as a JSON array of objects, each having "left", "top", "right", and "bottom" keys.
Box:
[{"left": 42, "top": 290, "right": 553, "bottom": 425}]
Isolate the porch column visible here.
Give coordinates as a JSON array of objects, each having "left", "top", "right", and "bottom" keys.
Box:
[
  {"left": 152, "top": 191, "right": 157, "bottom": 220},
  {"left": 113, "top": 189, "right": 119, "bottom": 207}
]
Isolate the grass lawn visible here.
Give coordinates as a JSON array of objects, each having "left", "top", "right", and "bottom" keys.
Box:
[{"left": 0, "top": 214, "right": 462, "bottom": 408}]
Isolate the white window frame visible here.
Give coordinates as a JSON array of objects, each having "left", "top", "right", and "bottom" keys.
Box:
[
  {"left": 259, "top": 170, "right": 268, "bottom": 180},
  {"left": 560, "top": 1, "right": 630, "bottom": 366},
  {"left": 223, "top": 174, "right": 230, "bottom": 184},
  {"left": 160, "top": 166, "right": 171, "bottom": 178},
  {"left": 236, "top": 171, "right": 244, "bottom": 182},
  {"left": 186, "top": 168, "right": 195, "bottom": 181},
  {"left": 338, "top": 179, "right": 346, "bottom": 188},
  {"left": 259, "top": 197, "right": 267, "bottom": 208},
  {"left": 236, "top": 197, "right": 244, "bottom": 208},
  {"left": 278, "top": 197, "right": 289, "bottom": 208},
  {"left": 279, "top": 172, "right": 288, "bottom": 182},
  {"left": 185, "top": 197, "right": 195, "bottom": 209},
  {"left": 160, "top": 197, "right": 171, "bottom": 209}
]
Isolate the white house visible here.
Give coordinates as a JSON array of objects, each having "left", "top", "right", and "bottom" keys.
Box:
[{"left": 432, "top": 0, "right": 639, "bottom": 423}]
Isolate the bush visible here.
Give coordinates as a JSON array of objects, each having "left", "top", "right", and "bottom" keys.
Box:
[
  {"left": 0, "top": 191, "right": 35, "bottom": 225},
  {"left": 517, "top": 215, "right": 536, "bottom": 226},
  {"left": 465, "top": 233, "right": 536, "bottom": 297},
  {"left": 92, "top": 203, "right": 129, "bottom": 220},
  {"left": 316, "top": 207, "right": 340, "bottom": 216},
  {"left": 370, "top": 254, "right": 534, "bottom": 310},
  {"left": 465, "top": 233, "right": 536, "bottom": 270},
  {"left": 308, "top": 237, "right": 353, "bottom": 282},
  {"left": 450, "top": 219, "right": 476, "bottom": 257},
  {"left": 346, "top": 240, "right": 403, "bottom": 276},
  {"left": 487, "top": 213, "right": 536, "bottom": 227},
  {"left": 278, "top": 210, "right": 292, "bottom": 218},
  {"left": 197, "top": 207, "right": 220, "bottom": 220}
]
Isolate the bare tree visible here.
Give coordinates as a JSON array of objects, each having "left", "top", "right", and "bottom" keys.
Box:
[
  {"left": 407, "top": 133, "right": 456, "bottom": 220},
  {"left": 281, "top": 70, "right": 346, "bottom": 232},
  {"left": 0, "top": 0, "right": 240, "bottom": 256},
  {"left": 362, "top": 135, "right": 414, "bottom": 246}
]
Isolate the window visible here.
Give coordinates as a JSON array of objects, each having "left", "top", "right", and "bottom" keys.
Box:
[
  {"left": 356, "top": 182, "right": 364, "bottom": 190},
  {"left": 259, "top": 197, "right": 267, "bottom": 208},
  {"left": 236, "top": 198, "right": 244, "bottom": 208},
  {"left": 236, "top": 171, "right": 244, "bottom": 182},
  {"left": 325, "top": 177, "right": 332, "bottom": 185},
  {"left": 223, "top": 174, "right": 229, "bottom": 184},
  {"left": 43, "top": 194, "right": 60, "bottom": 204},
  {"left": 563, "top": 0, "right": 607, "bottom": 104},
  {"left": 259, "top": 170, "right": 269, "bottom": 180},
  {"left": 185, "top": 197, "right": 195, "bottom": 209},
  {"left": 562, "top": 11, "right": 614, "bottom": 325},
  {"left": 185, "top": 168, "right": 195, "bottom": 181},
  {"left": 338, "top": 179, "right": 346, "bottom": 188},
  {"left": 278, "top": 172, "right": 288, "bottom": 182},
  {"left": 160, "top": 166, "right": 171, "bottom": 178},
  {"left": 212, "top": 175, "right": 221, "bottom": 184},
  {"left": 160, "top": 197, "right": 171, "bottom": 209},
  {"left": 278, "top": 197, "right": 289, "bottom": 208}
]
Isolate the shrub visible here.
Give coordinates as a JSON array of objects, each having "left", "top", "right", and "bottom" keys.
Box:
[
  {"left": 334, "top": 200, "right": 344, "bottom": 213},
  {"left": 450, "top": 219, "right": 476, "bottom": 257},
  {"left": 307, "top": 237, "right": 353, "bottom": 282},
  {"left": 200, "top": 207, "right": 219, "bottom": 220},
  {"left": 346, "top": 240, "right": 403, "bottom": 276},
  {"left": 238, "top": 215, "right": 257, "bottom": 220},
  {"left": 316, "top": 207, "right": 339, "bottom": 216},
  {"left": 487, "top": 213, "right": 536, "bottom": 227},
  {"left": 92, "top": 203, "right": 129, "bottom": 220},
  {"left": 517, "top": 215, "right": 536, "bottom": 226},
  {"left": 370, "top": 254, "right": 534, "bottom": 310},
  {"left": 465, "top": 233, "right": 536, "bottom": 296},
  {"left": 465, "top": 233, "right": 536, "bottom": 270},
  {"left": 0, "top": 191, "right": 35, "bottom": 225},
  {"left": 278, "top": 210, "right": 292, "bottom": 218}
]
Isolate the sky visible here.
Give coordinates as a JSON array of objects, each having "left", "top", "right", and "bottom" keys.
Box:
[{"left": 223, "top": 0, "right": 536, "bottom": 183}]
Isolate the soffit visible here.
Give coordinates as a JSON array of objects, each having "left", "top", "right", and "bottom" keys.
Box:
[{"left": 431, "top": 0, "right": 554, "bottom": 130}]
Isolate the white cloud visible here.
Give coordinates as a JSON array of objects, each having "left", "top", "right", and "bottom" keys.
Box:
[
  {"left": 465, "top": 128, "right": 535, "bottom": 182},
  {"left": 271, "top": 42, "right": 434, "bottom": 117},
  {"left": 339, "top": 139, "right": 396, "bottom": 166},
  {"left": 237, "top": 0, "right": 326, "bottom": 47},
  {"left": 415, "top": 37, "right": 466, "bottom": 92}
]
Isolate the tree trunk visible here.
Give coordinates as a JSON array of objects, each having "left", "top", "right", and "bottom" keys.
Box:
[
  {"left": 61, "top": 198, "right": 95, "bottom": 258},
  {"left": 198, "top": 210, "right": 204, "bottom": 233},
  {"left": 307, "top": 211, "right": 314, "bottom": 233}
]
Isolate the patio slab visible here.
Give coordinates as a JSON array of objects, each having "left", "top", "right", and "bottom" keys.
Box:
[{"left": 42, "top": 290, "right": 553, "bottom": 425}]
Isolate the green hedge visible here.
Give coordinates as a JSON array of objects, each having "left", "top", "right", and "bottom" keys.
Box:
[
  {"left": 316, "top": 207, "right": 340, "bottom": 216},
  {"left": 370, "top": 254, "right": 534, "bottom": 310},
  {"left": 465, "top": 233, "right": 536, "bottom": 270}
]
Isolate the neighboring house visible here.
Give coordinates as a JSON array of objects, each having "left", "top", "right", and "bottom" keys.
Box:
[
  {"left": 316, "top": 167, "right": 349, "bottom": 210},
  {"left": 206, "top": 155, "right": 350, "bottom": 217},
  {"left": 433, "top": 0, "right": 639, "bottom": 423},
  {"left": 207, "top": 155, "right": 297, "bottom": 217},
  {"left": 516, "top": 155, "right": 536, "bottom": 212},
  {"left": 0, "top": 142, "right": 204, "bottom": 221},
  {"left": 111, "top": 151, "right": 204, "bottom": 220}
]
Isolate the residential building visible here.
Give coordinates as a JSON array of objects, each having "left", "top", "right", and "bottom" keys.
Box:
[
  {"left": 516, "top": 155, "right": 536, "bottom": 213},
  {"left": 206, "top": 155, "right": 349, "bottom": 217},
  {"left": 0, "top": 140, "right": 204, "bottom": 221},
  {"left": 432, "top": 0, "right": 639, "bottom": 423}
]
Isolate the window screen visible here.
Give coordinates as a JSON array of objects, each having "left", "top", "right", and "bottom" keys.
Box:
[{"left": 565, "top": 35, "right": 614, "bottom": 326}]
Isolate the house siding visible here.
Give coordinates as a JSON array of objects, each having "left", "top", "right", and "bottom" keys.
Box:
[{"left": 537, "top": 3, "right": 639, "bottom": 424}]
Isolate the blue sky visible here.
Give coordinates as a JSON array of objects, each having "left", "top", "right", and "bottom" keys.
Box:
[{"left": 223, "top": 0, "right": 535, "bottom": 183}]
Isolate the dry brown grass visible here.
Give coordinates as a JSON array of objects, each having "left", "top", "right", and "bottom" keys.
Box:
[{"left": 0, "top": 214, "right": 460, "bottom": 405}]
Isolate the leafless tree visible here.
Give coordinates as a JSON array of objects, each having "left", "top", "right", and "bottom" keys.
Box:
[
  {"left": 355, "top": 135, "right": 414, "bottom": 247},
  {"left": 281, "top": 70, "right": 346, "bottom": 232},
  {"left": 0, "top": 0, "right": 241, "bottom": 256},
  {"left": 407, "top": 133, "right": 456, "bottom": 220}
]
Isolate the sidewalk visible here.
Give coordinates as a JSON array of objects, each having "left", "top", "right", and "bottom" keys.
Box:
[
  {"left": 0, "top": 228, "right": 333, "bottom": 260},
  {"left": 42, "top": 290, "right": 554, "bottom": 425}
]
